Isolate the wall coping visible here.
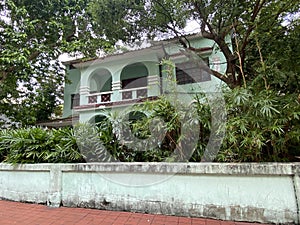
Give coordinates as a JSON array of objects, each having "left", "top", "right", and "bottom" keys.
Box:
[{"left": 0, "top": 162, "right": 300, "bottom": 175}]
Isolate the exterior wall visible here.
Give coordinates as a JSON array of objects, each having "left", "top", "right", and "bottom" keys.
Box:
[
  {"left": 78, "top": 105, "right": 140, "bottom": 124},
  {"left": 157, "top": 37, "right": 230, "bottom": 107},
  {"left": 79, "top": 52, "right": 160, "bottom": 90},
  {"left": 0, "top": 162, "right": 299, "bottom": 224},
  {"left": 76, "top": 52, "right": 161, "bottom": 118},
  {"left": 0, "top": 170, "right": 49, "bottom": 203},
  {"left": 164, "top": 37, "right": 225, "bottom": 72},
  {"left": 190, "top": 36, "right": 230, "bottom": 75},
  {"left": 63, "top": 36, "right": 231, "bottom": 123},
  {"left": 163, "top": 37, "right": 229, "bottom": 95},
  {"left": 63, "top": 67, "right": 81, "bottom": 118}
]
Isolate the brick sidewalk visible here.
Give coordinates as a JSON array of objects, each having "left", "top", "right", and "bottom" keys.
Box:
[{"left": 0, "top": 200, "right": 270, "bottom": 225}]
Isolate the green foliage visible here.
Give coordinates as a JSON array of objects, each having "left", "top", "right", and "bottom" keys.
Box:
[
  {"left": 76, "top": 90, "right": 300, "bottom": 163},
  {"left": 75, "top": 122, "right": 117, "bottom": 162},
  {"left": 248, "top": 18, "right": 300, "bottom": 93},
  {"left": 47, "top": 128, "right": 84, "bottom": 163},
  {"left": 217, "top": 88, "right": 300, "bottom": 162},
  {"left": 0, "top": 87, "right": 299, "bottom": 164},
  {"left": 0, "top": 0, "right": 114, "bottom": 126},
  {"left": 0, "top": 127, "right": 84, "bottom": 164},
  {"left": 88, "top": 0, "right": 145, "bottom": 43},
  {"left": 189, "top": 94, "right": 212, "bottom": 162},
  {"left": 86, "top": 0, "right": 300, "bottom": 162},
  {"left": 90, "top": 107, "right": 177, "bottom": 162},
  {"left": 88, "top": 0, "right": 299, "bottom": 89},
  {"left": 132, "top": 97, "right": 182, "bottom": 160}
]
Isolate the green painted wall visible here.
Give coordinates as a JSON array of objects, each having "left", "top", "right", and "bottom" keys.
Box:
[
  {"left": 0, "top": 163, "right": 298, "bottom": 224},
  {"left": 63, "top": 67, "right": 80, "bottom": 118}
]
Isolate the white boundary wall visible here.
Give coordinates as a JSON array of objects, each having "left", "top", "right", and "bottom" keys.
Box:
[{"left": 0, "top": 163, "right": 299, "bottom": 224}]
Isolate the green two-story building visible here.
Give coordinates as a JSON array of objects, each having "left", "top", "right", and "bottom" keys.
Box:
[{"left": 62, "top": 34, "right": 230, "bottom": 125}]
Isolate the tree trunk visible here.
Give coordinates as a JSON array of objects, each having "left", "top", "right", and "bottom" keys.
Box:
[{"left": 214, "top": 36, "right": 240, "bottom": 88}]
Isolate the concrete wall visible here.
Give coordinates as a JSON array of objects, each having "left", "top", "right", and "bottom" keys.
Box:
[{"left": 0, "top": 163, "right": 299, "bottom": 224}]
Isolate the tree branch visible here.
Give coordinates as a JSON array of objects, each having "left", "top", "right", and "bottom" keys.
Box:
[
  {"left": 192, "top": 1, "right": 216, "bottom": 36},
  {"left": 240, "top": 0, "right": 267, "bottom": 59}
]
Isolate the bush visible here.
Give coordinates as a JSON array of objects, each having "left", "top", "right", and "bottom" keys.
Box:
[
  {"left": 0, "top": 87, "right": 299, "bottom": 164},
  {"left": 0, "top": 127, "right": 84, "bottom": 164},
  {"left": 216, "top": 88, "right": 300, "bottom": 162},
  {"left": 45, "top": 128, "right": 84, "bottom": 163}
]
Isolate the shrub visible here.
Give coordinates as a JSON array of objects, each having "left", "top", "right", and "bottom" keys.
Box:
[
  {"left": 45, "top": 128, "right": 84, "bottom": 163},
  {"left": 0, "top": 87, "right": 299, "bottom": 164},
  {"left": 217, "top": 88, "right": 300, "bottom": 162},
  {"left": 0, "top": 127, "right": 84, "bottom": 164}
]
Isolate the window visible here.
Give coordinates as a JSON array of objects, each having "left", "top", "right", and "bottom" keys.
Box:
[
  {"left": 71, "top": 94, "right": 80, "bottom": 109},
  {"left": 176, "top": 59, "right": 211, "bottom": 85}
]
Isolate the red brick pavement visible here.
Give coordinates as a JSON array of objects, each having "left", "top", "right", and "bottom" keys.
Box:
[{"left": 0, "top": 200, "right": 271, "bottom": 225}]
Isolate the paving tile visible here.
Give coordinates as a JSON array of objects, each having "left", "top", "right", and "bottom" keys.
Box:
[
  {"left": 191, "top": 218, "right": 206, "bottom": 224},
  {"left": 191, "top": 221, "right": 206, "bottom": 225},
  {"left": 234, "top": 222, "right": 258, "bottom": 225},
  {"left": 220, "top": 222, "right": 235, "bottom": 225},
  {"left": 0, "top": 200, "right": 273, "bottom": 225},
  {"left": 206, "top": 219, "right": 221, "bottom": 225},
  {"left": 178, "top": 216, "right": 193, "bottom": 224}
]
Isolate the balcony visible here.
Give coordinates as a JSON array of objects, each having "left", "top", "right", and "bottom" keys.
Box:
[
  {"left": 74, "top": 62, "right": 160, "bottom": 111},
  {"left": 88, "top": 91, "right": 112, "bottom": 104},
  {"left": 73, "top": 79, "right": 160, "bottom": 111},
  {"left": 86, "top": 86, "right": 149, "bottom": 105}
]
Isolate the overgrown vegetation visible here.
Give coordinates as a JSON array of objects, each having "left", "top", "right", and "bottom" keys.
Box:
[
  {"left": 0, "top": 0, "right": 299, "bottom": 163},
  {"left": 0, "top": 127, "right": 84, "bottom": 164},
  {"left": 0, "top": 89, "right": 299, "bottom": 163},
  {"left": 217, "top": 88, "right": 300, "bottom": 162}
]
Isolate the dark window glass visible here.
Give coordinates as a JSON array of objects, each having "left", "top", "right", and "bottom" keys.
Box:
[
  {"left": 176, "top": 59, "right": 211, "bottom": 85},
  {"left": 71, "top": 94, "right": 80, "bottom": 109}
]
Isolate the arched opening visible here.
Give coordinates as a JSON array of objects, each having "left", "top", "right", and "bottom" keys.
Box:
[
  {"left": 120, "top": 63, "right": 149, "bottom": 100},
  {"left": 89, "top": 68, "right": 112, "bottom": 93},
  {"left": 89, "top": 69, "right": 112, "bottom": 103},
  {"left": 89, "top": 114, "right": 108, "bottom": 126},
  {"left": 126, "top": 111, "right": 149, "bottom": 140}
]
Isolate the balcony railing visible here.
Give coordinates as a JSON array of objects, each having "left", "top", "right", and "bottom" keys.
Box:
[
  {"left": 86, "top": 87, "right": 149, "bottom": 105},
  {"left": 88, "top": 91, "right": 112, "bottom": 104},
  {"left": 120, "top": 87, "right": 148, "bottom": 100}
]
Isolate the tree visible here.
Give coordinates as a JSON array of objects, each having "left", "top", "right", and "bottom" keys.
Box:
[
  {"left": 88, "top": 0, "right": 300, "bottom": 89},
  {"left": 1, "top": 0, "right": 299, "bottom": 125},
  {"left": 87, "top": 0, "right": 300, "bottom": 162},
  {"left": 247, "top": 12, "right": 300, "bottom": 93},
  {"left": 0, "top": 0, "right": 113, "bottom": 125}
]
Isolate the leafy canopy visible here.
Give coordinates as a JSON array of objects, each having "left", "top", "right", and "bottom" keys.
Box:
[
  {"left": 88, "top": 0, "right": 300, "bottom": 89},
  {"left": 0, "top": 0, "right": 113, "bottom": 125}
]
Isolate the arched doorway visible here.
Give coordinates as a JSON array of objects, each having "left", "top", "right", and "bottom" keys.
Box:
[
  {"left": 89, "top": 114, "right": 108, "bottom": 126},
  {"left": 120, "top": 63, "right": 149, "bottom": 100},
  {"left": 89, "top": 69, "right": 112, "bottom": 103}
]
